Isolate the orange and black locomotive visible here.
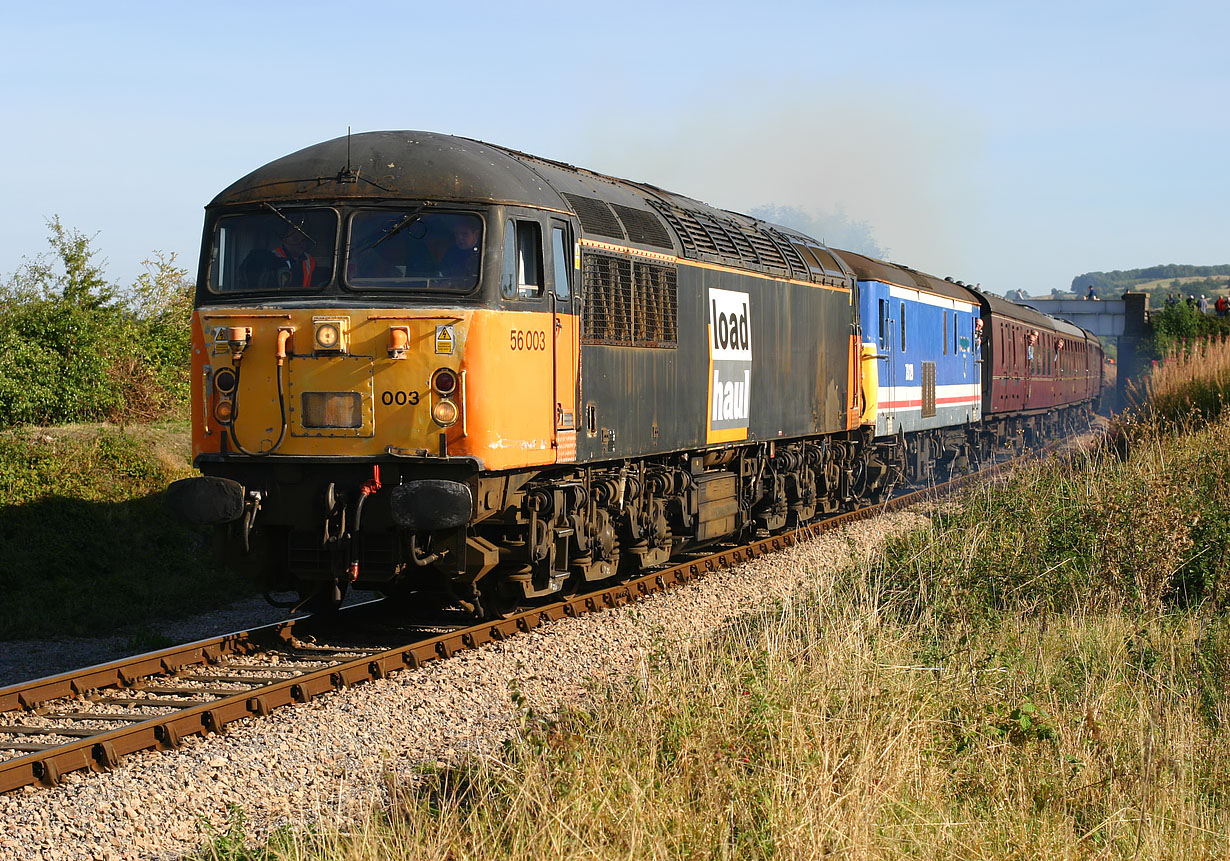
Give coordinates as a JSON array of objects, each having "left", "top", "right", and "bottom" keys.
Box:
[{"left": 168, "top": 131, "right": 1102, "bottom": 616}]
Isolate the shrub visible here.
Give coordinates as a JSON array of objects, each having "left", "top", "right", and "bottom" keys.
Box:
[{"left": 0, "top": 219, "right": 193, "bottom": 427}]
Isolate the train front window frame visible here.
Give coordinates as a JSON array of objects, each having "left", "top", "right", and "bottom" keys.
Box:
[
  {"left": 345, "top": 210, "right": 483, "bottom": 294},
  {"left": 208, "top": 208, "right": 338, "bottom": 295}
]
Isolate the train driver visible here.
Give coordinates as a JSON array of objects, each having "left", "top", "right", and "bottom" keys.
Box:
[
  {"left": 439, "top": 219, "right": 481, "bottom": 280},
  {"left": 271, "top": 224, "right": 317, "bottom": 288}
]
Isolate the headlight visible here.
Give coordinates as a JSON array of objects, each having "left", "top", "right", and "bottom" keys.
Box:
[
  {"left": 214, "top": 399, "right": 234, "bottom": 423},
  {"left": 312, "top": 318, "right": 348, "bottom": 352},
  {"left": 431, "top": 398, "right": 458, "bottom": 427}
]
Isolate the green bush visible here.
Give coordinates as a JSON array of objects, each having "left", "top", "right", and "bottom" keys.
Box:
[
  {"left": 0, "top": 218, "right": 193, "bottom": 428},
  {"left": 869, "top": 415, "right": 1230, "bottom": 624},
  {"left": 1143, "top": 301, "right": 1230, "bottom": 359}
]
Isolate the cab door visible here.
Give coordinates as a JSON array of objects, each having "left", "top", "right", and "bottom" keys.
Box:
[{"left": 548, "top": 220, "right": 579, "bottom": 463}]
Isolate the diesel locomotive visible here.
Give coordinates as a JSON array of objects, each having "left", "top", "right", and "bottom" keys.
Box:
[{"left": 167, "top": 131, "right": 1104, "bottom": 616}]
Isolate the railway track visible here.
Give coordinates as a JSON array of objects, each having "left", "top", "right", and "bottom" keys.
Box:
[{"left": 0, "top": 441, "right": 1075, "bottom": 794}]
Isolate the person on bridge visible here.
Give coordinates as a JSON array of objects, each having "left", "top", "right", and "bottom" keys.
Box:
[{"left": 1086, "top": 284, "right": 1097, "bottom": 300}]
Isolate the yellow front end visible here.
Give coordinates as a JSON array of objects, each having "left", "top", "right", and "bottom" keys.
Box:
[{"left": 191, "top": 307, "right": 569, "bottom": 471}]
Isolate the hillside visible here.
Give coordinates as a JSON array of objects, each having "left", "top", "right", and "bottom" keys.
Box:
[{"left": 1070, "top": 264, "right": 1230, "bottom": 303}]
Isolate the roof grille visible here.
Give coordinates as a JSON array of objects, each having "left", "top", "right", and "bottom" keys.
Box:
[
  {"left": 610, "top": 204, "right": 674, "bottom": 249},
  {"left": 648, "top": 201, "right": 801, "bottom": 278},
  {"left": 561, "top": 193, "right": 625, "bottom": 240}
]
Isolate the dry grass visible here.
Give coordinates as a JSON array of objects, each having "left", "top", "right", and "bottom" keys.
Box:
[
  {"left": 199, "top": 411, "right": 1230, "bottom": 860},
  {"left": 216, "top": 598, "right": 1230, "bottom": 859},
  {"left": 1135, "top": 335, "right": 1230, "bottom": 426}
]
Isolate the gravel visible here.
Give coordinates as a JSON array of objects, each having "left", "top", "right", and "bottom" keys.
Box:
[{"left": 0, "top": 510, "right": 928, "bottom": 860}]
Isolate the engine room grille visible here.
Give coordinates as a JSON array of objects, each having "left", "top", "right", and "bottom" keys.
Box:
[
  {"left": 632, "top": 261, "right": 678, "bottom": 347},
  {"left": 582, "top": 251, "right": 677, "bottom": 348}
]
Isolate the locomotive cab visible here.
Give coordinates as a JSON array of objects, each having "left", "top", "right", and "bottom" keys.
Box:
[{"left": 170, "top": 143, "right": 583, "bottom": 613}]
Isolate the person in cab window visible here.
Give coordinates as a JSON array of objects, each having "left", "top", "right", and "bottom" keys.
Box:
[
  {"left": 273, "top": 224, "right": 316, "bottom": 288},
  {"left": 440, "top": 220, "right": 481, "bottom": 280}
]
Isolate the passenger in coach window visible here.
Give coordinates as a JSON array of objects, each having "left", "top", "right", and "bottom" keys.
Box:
[{"left": 439, "top": 220, "right": 481, "bottom": 279}]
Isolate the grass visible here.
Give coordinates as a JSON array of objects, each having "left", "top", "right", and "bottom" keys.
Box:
[
  {"left": 0, "top": 421, "right": 256, "bottom": 641},
  {"left": 193, "top": 398, "right": 1230, "bottom": 860},
  {"left": 1134, "top": 335, "right": 1230, "bottom": 428}
]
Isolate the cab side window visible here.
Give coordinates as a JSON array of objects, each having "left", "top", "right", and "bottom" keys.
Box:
[
  {"left": 551, "top": 225, "right": 571, "bottom": 300},
  {"left": 501, "top": 219, "right": 543, "bottom": 299}
]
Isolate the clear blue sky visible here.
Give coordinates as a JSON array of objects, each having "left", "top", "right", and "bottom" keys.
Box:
[{"left": 2, "top": 0, "right": 1226, "bottom": 296}]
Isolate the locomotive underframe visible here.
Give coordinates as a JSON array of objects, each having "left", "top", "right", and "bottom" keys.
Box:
[{"left": 204, "top": 398, "right": 1093, "bottom": 618}]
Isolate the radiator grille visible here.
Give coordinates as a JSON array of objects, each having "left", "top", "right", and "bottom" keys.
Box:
[
  {"left": 582, "top": 253, "right": 632, "bottom": 345},
  {"left": 582, "top": 252, "right": 677, "bottom": 348},
  {"left": 632, "top": 261, "right": 678, "bottom": 347}
]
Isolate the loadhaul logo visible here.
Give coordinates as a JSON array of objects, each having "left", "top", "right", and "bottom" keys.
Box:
[{"left": 707, "top": 288, "right": 752, "bottom": 442}]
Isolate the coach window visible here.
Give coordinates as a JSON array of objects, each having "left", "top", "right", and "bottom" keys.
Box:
[
  {"left": 551, "top": 224, "right": 571, "bottom": 301},
  {"left": 501, "top": 219, "right": 543, "bottom": 300}
]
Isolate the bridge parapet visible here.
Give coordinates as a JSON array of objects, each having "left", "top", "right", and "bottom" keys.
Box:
[{"left": 1018, "top": 298, "right": 1127, "bottom": 337}]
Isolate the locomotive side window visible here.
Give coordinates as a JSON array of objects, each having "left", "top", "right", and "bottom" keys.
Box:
[
  {"left": 502, "top": 220, "right": 543, "bottom": 300},
  {"left": 347, "top": 210, "right": 482, "bottom": 293},
  {"left": 209, "top": 209, "right": 337, "bottom": 293},
  {"left": 900, "top": 302, "right": 907, "bottom": 353},
  {"left": 943, "top": 311, "right": 948, "bottom": 355},
  {"left": 551, "top": 225, "right": 571, "bottom": 301}
]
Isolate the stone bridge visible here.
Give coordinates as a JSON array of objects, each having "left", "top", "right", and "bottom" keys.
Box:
[
  {"left": 1017, "top": 295, "right": 1151, "bottom": 338},
  {"left": 1019, "top": 293, "right": 1150, "bottom": 411}
]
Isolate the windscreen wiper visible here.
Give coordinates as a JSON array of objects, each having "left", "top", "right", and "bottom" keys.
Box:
[
  {"left": 371, "top": 206, "right": 425, "bottom": 250},
  {"left": 262, "top": 202, "right": 314, "bottom": 243}
]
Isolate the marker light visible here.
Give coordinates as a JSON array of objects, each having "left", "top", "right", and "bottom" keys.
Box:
[
  {"left": 431, "top": 368, "right": 458, "bottom": 396},
  {"left": 213, "top": 367, "right": 237, "bottom": 395},
  {"left": 431, "top": 398, "right": 458, "bottom": 427},
  {"left": 315, "top": 323, "right": 339, "bottom": 349},
  {"left": 214, "top": 399, "right": 234, "bottom": 424}
]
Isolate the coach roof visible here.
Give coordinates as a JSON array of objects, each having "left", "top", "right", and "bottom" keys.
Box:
[{"left": 834, "top": 249, "right": 976, "bottom": 304}]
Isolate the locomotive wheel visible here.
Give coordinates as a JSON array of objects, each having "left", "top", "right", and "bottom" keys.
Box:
[{"left": 478, "top": 578, "right": 523, "bottom": 620}]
